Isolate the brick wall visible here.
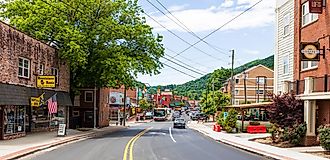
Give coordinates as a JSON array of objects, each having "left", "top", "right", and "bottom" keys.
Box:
[
  {"left": 294, "top": 0, "right": 330, "bottom": 80},
  {"left": 0, "top": 21, "right": 70, "bottom": 92}
]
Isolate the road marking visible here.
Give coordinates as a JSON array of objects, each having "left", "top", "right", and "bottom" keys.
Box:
[
  {"left": 169, "top": 127, "right": 177, "bottom": 143},
  {"left": 123, "top": 127, "right": 152, "bottom": 160}
]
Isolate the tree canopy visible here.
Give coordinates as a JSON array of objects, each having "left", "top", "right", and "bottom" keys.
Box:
[
  {"left": 0, "top": 0, "right": 164, "bottom": 89},
  {"left": 200, "top": 90, "right": 230, "bottom": 116}
]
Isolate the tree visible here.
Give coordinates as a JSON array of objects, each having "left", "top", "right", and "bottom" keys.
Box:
[
  {"left": 0, "top": 0, "right": 164, "bottom": 90},
  {"left": 200, "top": 90, "right": 230, "bottom": 118},
  {"left": 207, "top": 68, "right": 231, "bottom": 91},
  {"left": 139, "top": 99, "right": 151, "bottom": 111}
]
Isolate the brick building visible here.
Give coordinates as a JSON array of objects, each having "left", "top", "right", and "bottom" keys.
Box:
[
  {"left": 71, "top": 86, "right": 137, "bottom": 128},
  {"left": 0, "top": 21, "right": 72, "bottom": 139},
  {"left": 222, "top": 65, "right": 274, "bottom": 105},
  {"left": 289, "top": 0, "right": 330, "bottom": 145},
  {"left": 153, "top": 91, "right": 173, "bottom": 108}
]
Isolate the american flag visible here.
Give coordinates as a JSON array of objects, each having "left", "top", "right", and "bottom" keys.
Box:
[{"left": 47, "top": 94, "right": 58, "bottom": 114}]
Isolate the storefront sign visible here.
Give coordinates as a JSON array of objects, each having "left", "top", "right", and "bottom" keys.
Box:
[
  {"left": 37, "top": 76, "right": 56, "bottom": 88},
  {"left": 30, "top": 97, "right": 40, "bottom": 107},
  {"left": 109, "top": 92, "right": 130, "bottom": 105},
  {"left": 57, "top": 124, "right": 66, "bottom": 136},
  {"left": 309, "top": 0, "right": 323, "bottom": 14},
  {"left": 300, "top": 42, "right": 320, "bottom": 61}
]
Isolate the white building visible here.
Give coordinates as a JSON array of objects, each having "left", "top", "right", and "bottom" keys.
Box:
[{"left": 274, "top": 0, "right": 294, "bottom": 94}]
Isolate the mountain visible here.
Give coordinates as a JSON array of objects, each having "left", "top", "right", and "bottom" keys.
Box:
[{"left": 148, "top": 55, "right": 274, "bottom": 100}]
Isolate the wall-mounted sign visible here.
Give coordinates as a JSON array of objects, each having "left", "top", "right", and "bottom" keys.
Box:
[
  {"left": 37, "top": 76, "right": 56, "bottom": 88},
  {"left": 109, "top": 92, "right": 130, "bottom": 105},
  {"left": 309, "top": 0, "right": 323, "bottom": 14},
  {"left": 30, "top": 97, "right": 40, "bottom": 107},
  {"left": 300, "top": 42, "right": 320, "bottom": 61}
]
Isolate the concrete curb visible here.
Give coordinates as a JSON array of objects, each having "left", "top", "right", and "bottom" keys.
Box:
[
  {"left": 188, "top": 125, "right": 294, "bottom": 160},
  {"left": 0, "top": 127, "right": 125, "bottom": 160}
]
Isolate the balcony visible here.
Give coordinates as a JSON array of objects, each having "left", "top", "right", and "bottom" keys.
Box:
[{"left": 284, "top": 75, "right": 330, "bottom": 100}]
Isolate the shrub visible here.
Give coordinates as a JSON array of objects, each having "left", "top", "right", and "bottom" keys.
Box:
[
  {"left": 224, "top": 108, "right": 238, "bottom": 133},
  {"left": 217, "top": 111, "right": 225, "bottom": 126},
  {"left": 288, "top": 122, "right": 306, "bottom": 145},
  {"left": 249, "top": 121, "right": 260, "bottom": 126},
  {"left": 318, "top": 125, "right": 330, "bottom": 151}
]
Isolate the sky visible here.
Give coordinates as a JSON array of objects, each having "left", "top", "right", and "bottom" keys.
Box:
[{"left": 137, "top": 0, "right": 276, "bottom": 86}]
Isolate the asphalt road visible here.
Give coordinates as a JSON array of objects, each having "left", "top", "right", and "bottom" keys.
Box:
[{"left": 22, "top": 121, "right": 268, "bottom": 160}]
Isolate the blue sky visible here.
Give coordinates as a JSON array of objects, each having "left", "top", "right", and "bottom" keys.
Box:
[{"left": 137, "top": 0, "right": 276, "bottom": 86}]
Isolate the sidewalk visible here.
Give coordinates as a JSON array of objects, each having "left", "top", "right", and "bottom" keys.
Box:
[
  {"left": 187, "top": 122, "right": 328, "bottom": 160},
  {"left": 0, "top": 126, "right": 125, "bottom": 160}
]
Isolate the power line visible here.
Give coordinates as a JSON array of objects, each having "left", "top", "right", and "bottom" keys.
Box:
[
  {"left": 162, "top": 56, "right": 205, "bottom": 75},
  {"left": 164, "top": 54, "right": 207, "bottom": 74},
  {"left": 162, "top": 63, "right": 197, "bottom": 78},
  {"left": 177, "top": 0, "right": 264, "bottom": 56},
  {"left": 144, "top": 12, "right": 227, "bottom": 63},
  {"left": 149, "top": 0, "right": 229, "bottom": 56}
]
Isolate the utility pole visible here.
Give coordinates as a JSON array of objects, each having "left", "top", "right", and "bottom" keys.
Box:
[
  {"left": 123, "top": 86, "right": 127, "bottom": 126},
  {"left": 244, "top": 71, "right": 247, "bottom": 104},
  {"left": 230, "top": 50, "right": 235, "bottom": 105},
  {"left": 93, "top": 85, "right": 97, "bottom": 129}
]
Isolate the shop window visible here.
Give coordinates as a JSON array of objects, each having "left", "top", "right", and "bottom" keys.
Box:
[
  {"left": 4, "top": 106, "right": 25, "bottom": 134},
  {"left": 85, "top": 91, "right": 93, "bottom": 102},
  {"left": 283, "top": 13, "right": 290, "bottom": 36},
  {"left": 73, "top": 111, "right": 80, "bottom": 117},
  {"left": 18, "top": 57, "right": 30, "bottom": 78}
]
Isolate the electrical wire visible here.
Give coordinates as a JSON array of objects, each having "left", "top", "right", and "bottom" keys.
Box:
[
  {"left": 162, "top": 63, "right": 197, "bottom": 78},
  {"left": 162, "top": 56, "right": 205, "bottom": 75},
  {"left": 164, "top": 54, "right": 208, "bottom": 74},
  {"left": 149, "top": 0, "right": 229, "bottom": 56},
  {"left": 177, "top": 0, "right": 264, "bottom": 57}
]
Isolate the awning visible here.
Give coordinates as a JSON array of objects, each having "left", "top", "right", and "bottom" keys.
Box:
[
  {"left": 0, "top": 83, "right": 72, "bottom": 106},
  {"left": 223, "top": 102, "right": 273, "bottom": 109}
]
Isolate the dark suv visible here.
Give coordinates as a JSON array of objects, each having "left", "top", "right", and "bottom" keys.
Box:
[{"left": 197, "top": 113, "right": 208, "bottom": 121}]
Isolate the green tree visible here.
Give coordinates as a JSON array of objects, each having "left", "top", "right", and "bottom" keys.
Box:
[
  {"left": 224, "top": 108, "right": 238, "bottom": 133},
  {"left": 139, "top": 99, "right": 152, "bottom": 111},
  {"left": 200, "top": 90, "right": 230, "bottom": 119},
  {"left": 0, "top": 0, "right": 164, "bottom": 90}
]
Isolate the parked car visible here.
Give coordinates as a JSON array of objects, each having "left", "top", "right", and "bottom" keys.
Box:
[
  {"left": 144, "top": 111, "right": 153, "bottom": 119},
  {"left": 197, "top": 113, "right": 208, "bottom": 121},
  {"left": 191, "top": 113, "right": 199, "bottom": 121},
  {"left": 173, "top": 118, "right": 186, "bottom": 129}
]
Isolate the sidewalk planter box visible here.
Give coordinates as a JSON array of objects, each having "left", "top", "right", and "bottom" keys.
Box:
[
  {"left": 215, "top": 125, "right": 221, "bottom": 132},
  {"left": 247, "top": 125, "right": 266, "bottom": 133}
]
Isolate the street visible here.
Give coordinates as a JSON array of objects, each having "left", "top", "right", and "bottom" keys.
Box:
[{"left": 22, "top": 121, "right": 267, "bottom": 160}]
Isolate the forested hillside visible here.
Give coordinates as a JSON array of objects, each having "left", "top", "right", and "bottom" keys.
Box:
[{"left": 148, "top": 55, "right": 274, "bottom": 100}]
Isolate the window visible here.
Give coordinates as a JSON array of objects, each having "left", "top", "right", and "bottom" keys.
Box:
[
  {"left": 283, "top": 13, "right": 290, "bottom": 36},
  {"left": 73, "top": 111, "right": 80, "bottom": 117},
  {"left": 39, "top": 64, "right": 44, "bottom": 75},
  {"left": 283, "top": 56, "right": 289, "bottom": 74},
  {"left": 84, "top": 91, "right": 93, "bottom": 102},
  {"left": 235, "top": 90, "right": 239, "bottom": 95},
  {"left": 18, "top": 57, "right": 30, "bottom": 78},
  {"left": 235, "top": 79, "right": 239, "bottom": 84},
  {"left": 301, "top": 61, "right": 318, "bottom": 70},
  {"left": 302, "top": 2, "right": 318, "bottom": 26},
  {"left": 235, "top": 100, "right": 240, "bottom": 105},
  {"left": 51, "top": 68, "right": 59, "bottom": 84},
  {"left": 256, "top": 90, "right": 264, "bottom": 95},
  {"left": 256, "top": 77, "right": 265, "bottom": 84}
]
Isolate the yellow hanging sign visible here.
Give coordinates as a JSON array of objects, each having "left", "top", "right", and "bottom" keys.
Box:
[{"left": 31, "top": 97, "right": 40, "bottom": 107}]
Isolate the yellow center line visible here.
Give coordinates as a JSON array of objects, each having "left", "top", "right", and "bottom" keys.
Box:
[{"left": 122, "top": 127, "right": 152, "bottom": 160}]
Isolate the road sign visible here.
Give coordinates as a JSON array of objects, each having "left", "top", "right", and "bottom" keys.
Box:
[
  {"left": 37, "top": 76, "right": 56, "bottom": 88},
  {"left": 30, "top": 97, "right": 40, "bottom": 107},
  {"left": 223, "top": 112, "right": 228, "bottom": 119}
]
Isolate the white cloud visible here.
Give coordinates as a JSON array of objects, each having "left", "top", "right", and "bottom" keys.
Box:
[
  {"left": 168, "top": 4, "right": 189, "bottom": 12},
  {"left": 220, "top": 0, "right": 234, "bottom": 8},
  {"left": 146, "top": 0, "right": 275, "bottom": 33},
  {"left": 244, "top": 49, "right": 260, "bottom": 55}
]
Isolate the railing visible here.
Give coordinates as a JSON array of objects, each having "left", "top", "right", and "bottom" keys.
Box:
[
  {"left": 297, "top": 80, "right": 305, "bottom": 95},
  {"left": 313, "top": 76, "right": 326, "bottom": 93}
]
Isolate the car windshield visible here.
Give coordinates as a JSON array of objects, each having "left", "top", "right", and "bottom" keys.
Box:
[{"left": 175, "top": 119, "right": 185, "bottom": 123}]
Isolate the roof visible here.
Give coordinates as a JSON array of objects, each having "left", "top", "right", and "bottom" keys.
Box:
[
  {"left": 223, "top": 102, "right": 273, "bottom": 109},
  {"left": 234, "top": 64, "right": 274, "bottom": 78}
]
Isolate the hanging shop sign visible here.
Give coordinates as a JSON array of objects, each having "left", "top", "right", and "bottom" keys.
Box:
[
  {"left": 30, "top": 97, "right": 40, "bottom": 107},
  {"left": 308, "top": 0, "right": 324, "bottom": 14},
  {"left": 300, "top": 42, "right": 321, "bottom": 61},
  {"left": 37, "top": 76, "right": 56, "bottom": 88}
]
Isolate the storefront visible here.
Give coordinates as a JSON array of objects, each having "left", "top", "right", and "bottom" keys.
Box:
[{"left": 0, "top": 83, "right": 72, "bottom": 140}]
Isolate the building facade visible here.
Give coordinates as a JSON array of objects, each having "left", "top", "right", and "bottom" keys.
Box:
[
  {"left": 290, "top": 0, "right": 330, "bottom": 146},
  {"left": 223, "top": 65, "right": 274, "bottom": 105},
  {"left": 0, "top": 21, "right": 72, "bottom": 139},
  {"left": 274, "top": 0, "right": 295, "bottom": 94}
]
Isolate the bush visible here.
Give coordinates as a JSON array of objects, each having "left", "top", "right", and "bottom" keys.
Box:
[
  {"left": 288, "top": 122, "right": 306, "bottom": 145},
  {"left": 249, "top": 121, "right": 260, "bottom": 126},
  {"left": 216, "top": 111, "right": 225, "bottom": 126},
  {"left": 318, "top": 125, "right": 330, "bottom": 151},
  {"left": 224, "top": 109, "right": 238, "bottom": 133}
]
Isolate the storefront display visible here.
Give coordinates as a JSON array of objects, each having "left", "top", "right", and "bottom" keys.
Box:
[{"left": 3, "top": 106, "right": 25, "bottom": 135}]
